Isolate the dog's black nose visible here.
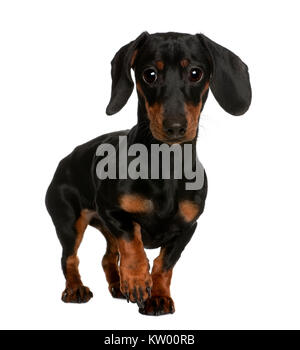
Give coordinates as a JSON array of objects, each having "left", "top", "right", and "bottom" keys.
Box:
[{"left": 163, "top": 121, "right": 187, "bottom": 139}]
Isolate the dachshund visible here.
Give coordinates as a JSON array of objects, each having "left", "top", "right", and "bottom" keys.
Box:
[{"left": 45, "top": 32, "right": 251, "bottom": 316}]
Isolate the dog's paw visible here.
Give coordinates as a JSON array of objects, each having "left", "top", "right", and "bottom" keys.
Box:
[
  {"left": 138, "top": 296, "right": 175, "bottom": 316},
  {"left": 61, "top": 286, "right": 93, "bottom": 303},
  {"left": 109, "top": 281, "right": 126, "bottom": 299},
  {"left": 120, "top": 274, "right": 152, "bottom": 308}
]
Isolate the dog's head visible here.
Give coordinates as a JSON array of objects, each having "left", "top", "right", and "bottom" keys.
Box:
[{"left": 106, "top": 32, "right": 251, "bottom": 143}]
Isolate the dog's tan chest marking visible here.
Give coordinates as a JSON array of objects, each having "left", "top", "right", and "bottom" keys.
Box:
[
  {"left": 119, "top": 194, "right": 154, "bottom": 214},
  {"left": 178, "top": 200, "right": 200, "bottom": 222}
]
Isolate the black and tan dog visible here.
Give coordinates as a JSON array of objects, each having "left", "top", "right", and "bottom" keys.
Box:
[{"left": 45, "top": 32, "right": 251, "bottom": 316}]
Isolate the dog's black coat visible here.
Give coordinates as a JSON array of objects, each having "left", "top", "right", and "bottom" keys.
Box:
[{"left": 46, "top": 32, "right": 251, "bottom": 313}]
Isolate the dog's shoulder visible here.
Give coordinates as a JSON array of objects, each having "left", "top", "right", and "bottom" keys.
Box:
[
  {"left": 72, "top": 129, "right": 130, "bottom": 156},
  {"left": 52, "top": 129, "right": 130, "bottom": 183}
]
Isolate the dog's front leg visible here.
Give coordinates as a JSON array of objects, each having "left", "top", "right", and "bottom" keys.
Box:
[{"left": 117, "top": 222, "right": 152, "bottom": 307}]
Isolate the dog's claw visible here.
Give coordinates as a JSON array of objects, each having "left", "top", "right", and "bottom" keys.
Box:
[
  {"left": 146, "top": 286, "right": 151, "bottom": 298},
  {"left": 169, "top": 300, "right": 175, "bottom": 313},
  {"left": 137, "top": 297, "right": 144, "bottom": 308},
  {"left": 132, "top": 287, "right": 138, "bottom": 303},
  {"left": 138, "top": 287, "right": 144, "bottom": 307},
  {"left": 124, "top": 292, "right": 130, "bottom": 303}
]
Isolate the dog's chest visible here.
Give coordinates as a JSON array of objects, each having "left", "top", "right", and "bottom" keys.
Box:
[
  {"left": 119, "top": 188, "right": 200, "bottom": 229},
  {"left": 117, "top": 180, "right": 202, "bottom": 247}
]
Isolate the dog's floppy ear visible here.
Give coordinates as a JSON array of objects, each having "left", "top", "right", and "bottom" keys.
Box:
[
  {"left": 106, "top": 32, "right": 149, "bottom": 115},
  {"left": 198, "top": 34, "right": 251, "bottom": 116}
]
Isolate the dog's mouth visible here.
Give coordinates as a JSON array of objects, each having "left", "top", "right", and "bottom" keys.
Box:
[
  {"left": 161, "top": 136, "right": 186, "bottom": 144},
  {"left": 150, "top": 130, "right": 192, "bottom": 144}
]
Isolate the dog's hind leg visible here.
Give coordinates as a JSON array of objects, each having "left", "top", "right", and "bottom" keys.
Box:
[
  {"left": 90, "top": 221, "right": 125, "bottom": 299},
  {"left": 46, "top": 185, "right": 93, "bottom": 303},
  {"left": 61, "top": 210, "right": 94, "bottom": 303}
]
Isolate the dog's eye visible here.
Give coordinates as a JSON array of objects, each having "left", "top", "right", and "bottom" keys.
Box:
[
  {"left": 143, "top": 69, "right": 157, "bottom": 85},
  {"left": 188, "top": 67, "right": 203, "bottom": 83}
]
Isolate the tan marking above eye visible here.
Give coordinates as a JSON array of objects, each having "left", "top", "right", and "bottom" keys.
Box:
[
  {"left": 180, "top": 59, "right": 190, "bottom": 68},
  {"left": 119, "top": 194, "right": 154, "bottom": 214},
  {"left": 179, "top": 200, "right": 200, "bottom": 222},
  {"left": 155, "top": 60, "right": 164, "bottom": 70}
]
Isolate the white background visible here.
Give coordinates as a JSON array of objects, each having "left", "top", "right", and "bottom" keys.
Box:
[{"left": 0, "top": 0, "right": 299, "bottom": 330}]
